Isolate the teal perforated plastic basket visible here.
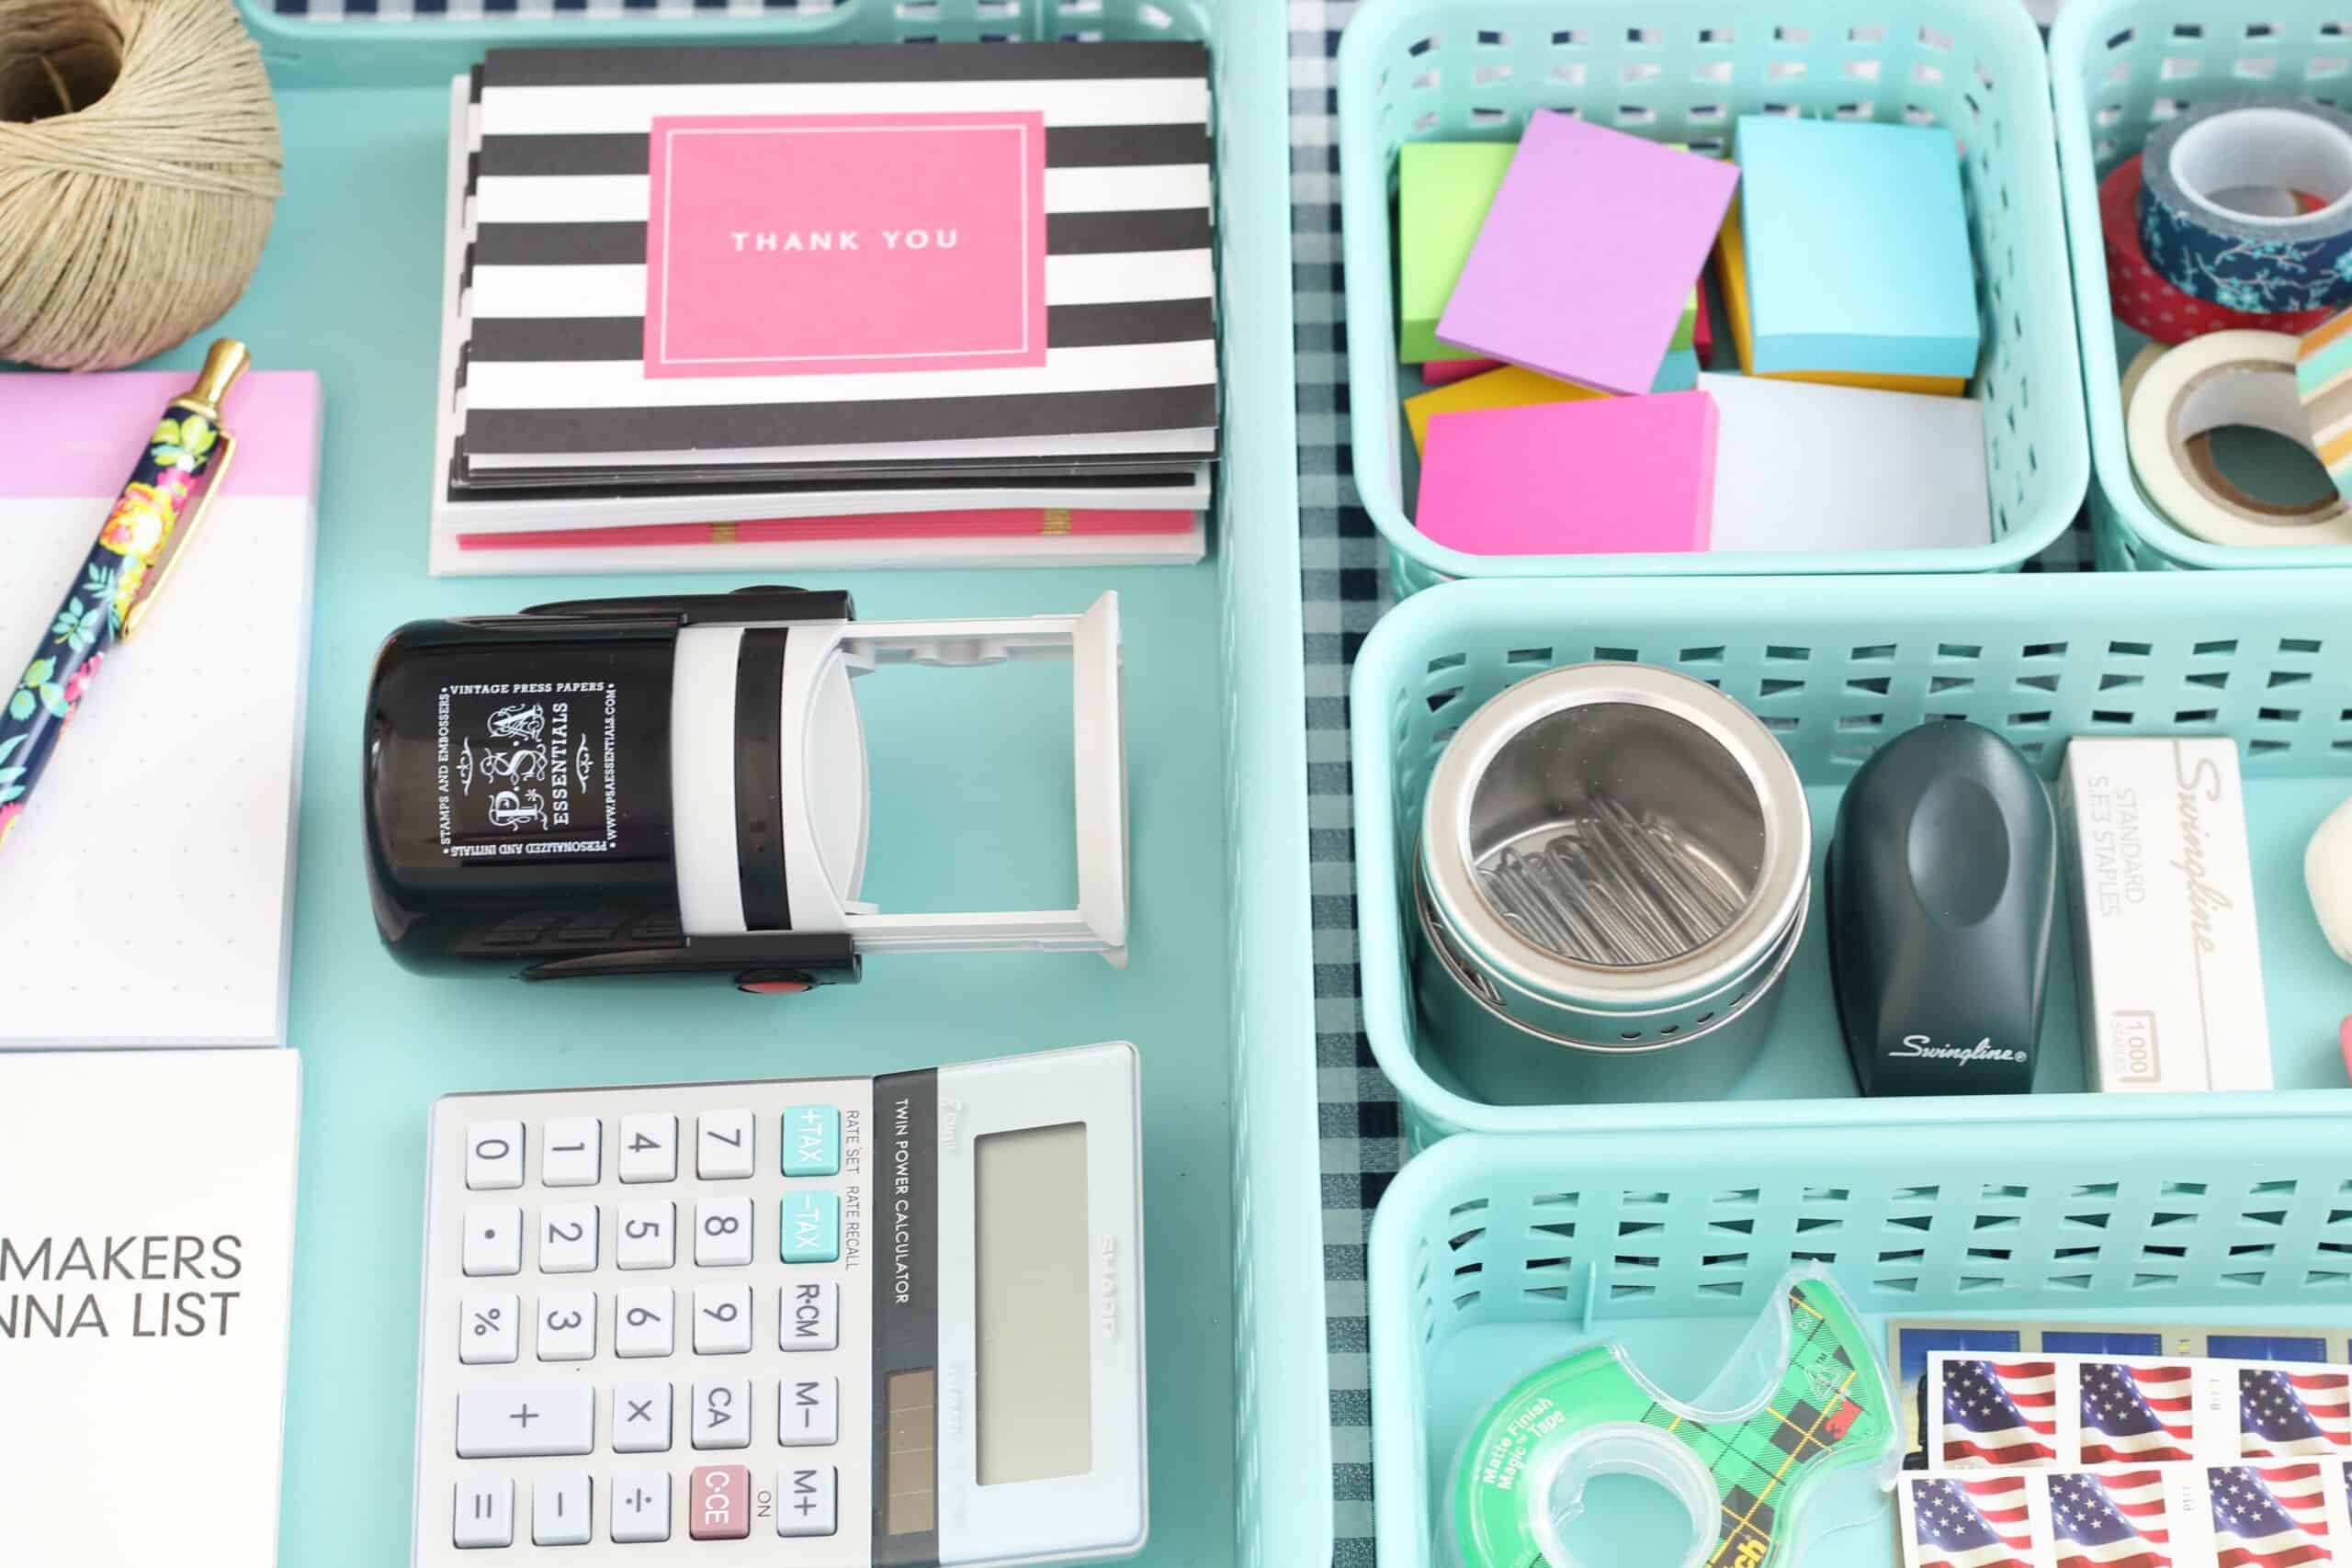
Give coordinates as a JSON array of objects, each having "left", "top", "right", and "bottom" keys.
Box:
[
  {"left": 2052, "top": 0, "right": 2352, "bottom": 570},
  {"left": 1371, "top": 1118, "right": 2352, "bottom": 1568},
  {"left": 1337, "top": 0, "right": 2090, "bottom": 596},
  {"left": 1352, "top": 571, "right": 2352, "bottom": 1146}
]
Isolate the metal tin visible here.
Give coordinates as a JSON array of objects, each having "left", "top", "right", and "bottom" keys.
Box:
[{"left": 1414, "top": 664, "right": 1812, "bottom": 1105}]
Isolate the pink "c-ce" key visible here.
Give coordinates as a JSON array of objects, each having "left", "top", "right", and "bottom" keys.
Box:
[{"left": 688, "top": 1465, "right": 752, "bottom": 1540}]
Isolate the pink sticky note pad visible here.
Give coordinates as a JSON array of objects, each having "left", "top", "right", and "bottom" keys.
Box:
[
  {"left": 1437, "top": 113, "right": 1740, "bottom": 395},
  {"left": 1416, "top": 392, "right": 1718, "bottom": 556},
  {"left": 1419, "top": 357, "right": 1503, "bottom": 386}
]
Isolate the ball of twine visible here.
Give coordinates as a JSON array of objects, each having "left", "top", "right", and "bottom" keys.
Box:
[{"left": 0, "top": 0, "right": 282, "bottom": 370}]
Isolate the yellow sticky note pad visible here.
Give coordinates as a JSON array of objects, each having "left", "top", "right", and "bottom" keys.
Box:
[
  {"left": 1713, "top": 195, "right": 1966, "bottom": 398},
  {"left": 1404, "top": 366, "right": 1608, "bottom": 454}
]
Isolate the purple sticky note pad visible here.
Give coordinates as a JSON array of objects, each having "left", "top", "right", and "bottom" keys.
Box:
[
  {"left": 1437, "top": 113, "right": 1740, "bottom": 395},
  {"left": 1416, "top": 392, "right": 1718, "bottom": 556}
]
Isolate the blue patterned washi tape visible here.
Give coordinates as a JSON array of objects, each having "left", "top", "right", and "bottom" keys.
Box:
[{"left": 2141, "top": 97, "right": 2352, "bottom": 316}]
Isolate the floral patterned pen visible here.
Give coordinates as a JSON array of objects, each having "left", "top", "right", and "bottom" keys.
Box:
[{"left": 0, "top": 339, "right": 250, "bottom": 854}]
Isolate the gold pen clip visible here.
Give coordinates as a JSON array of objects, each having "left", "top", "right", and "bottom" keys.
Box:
[{"left": 122, "top": 340, "right": 250, "bottom": 641}]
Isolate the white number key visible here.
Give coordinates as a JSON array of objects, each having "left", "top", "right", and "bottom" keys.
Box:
[
  {"left": 541, "top": 1117, "right": 601, "bottom": 1187},
  {"left": 616, "top": 1201, "right": 675, "bottom": 1270},
  {"left": 695, "top": 1198, "right": 753, "bottom": 1268},
  {"left": 538, "top": 1203, "right": 598, "bottom": 1273},
  {"left": 458, "top": 1292, "right": 518, "bottom": 1365},
  {"left": 618, "top": 1113, "right": 677, "bottom": 1183},
  {"left": 616, "top": 1288, "right": 675, "bottom": 1358},
  {"left": 692, "top": 1378, "right": 752, "bottom": 1450},
  {"left": 461, "top": 1206, "right": 523, "bottom": 1278},
  {"left": 611, "top": 1382, "right": 673, "bottom": 1454},
  {"left": 465, "top": 1122, "right": 524, "bottom": 1191},
  {"left": 454, "top": 1383, "right": 594, "bottom": 1459},
  {"left": 695, "top": 1284, "right": 752, "bottom": 1356},
  {"left": 536, "top": 1289, "right": 596, "bottom": 1362},
  {"left": 777, "top": 1465, "right": 837, "bottom": 1538},
  {"left": 696, "top": 1110, "right": 755, "bottom": 1179},
  {"left": 454, "top": 1475, "right": 514, "bottom": 1549},
  {"left": 611, "top": 1471, "right": 672, "bottom": 1543},
  {"left": 779, "top": 1375, "right": 839, "bottom": 1447},
  {"left": 779, "top": 1280, "right": 839, "bottom": 1351},
  {"left": 532, "top": 1472, "right": 592, "bottom": 1548}
]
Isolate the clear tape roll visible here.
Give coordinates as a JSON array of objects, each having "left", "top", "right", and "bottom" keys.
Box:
[{"left": 2125, "top": 329, "right": 2352, "bottom": 547}]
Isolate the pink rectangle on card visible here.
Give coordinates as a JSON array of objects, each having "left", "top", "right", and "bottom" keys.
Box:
[
  {"left": 1436, "top": 113, "right": 1739, "bottom": 395},
  {"left": 1415, "top": 392, "right": 1718, "bottom": 556},
  {"left": 644, "top": 112, "right": 1047, "bottom": 378}
]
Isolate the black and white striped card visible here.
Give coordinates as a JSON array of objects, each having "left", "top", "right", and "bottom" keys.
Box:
[{"left": 456, "top": 41, "right": 1217, "bottom": 478}]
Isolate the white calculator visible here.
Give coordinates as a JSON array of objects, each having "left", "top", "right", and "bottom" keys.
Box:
[{"left": 412, "top": 1042, "right": 1146, "bottom": 1566}]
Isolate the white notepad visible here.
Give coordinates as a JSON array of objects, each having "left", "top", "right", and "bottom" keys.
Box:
[
  {"left": 1699, "top": 371, "right": 1991, "bottom": 554},
  {"left": 0, "top": 370, "right": 322, "bottom": 1047},
  {"left": 0, "top": 1048, "right": 300, "bottom": 1565}
]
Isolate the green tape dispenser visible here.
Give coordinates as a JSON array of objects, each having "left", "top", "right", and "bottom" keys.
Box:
[{"left": 1447, "top": 1271, "right": 1898, "bottom": 1568}]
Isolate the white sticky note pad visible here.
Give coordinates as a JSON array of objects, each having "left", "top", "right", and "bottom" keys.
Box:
[
  {"left": 0, "top": 372, "right": 321, "bottom": 1047},
  {"left": 1698, "top": 372, "right": 1991, "bottom": 554}
]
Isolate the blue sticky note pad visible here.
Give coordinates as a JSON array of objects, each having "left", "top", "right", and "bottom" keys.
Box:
[
  {"left": 1735, "top": 116, "right": 1981, "bottom": 379},
  {"left": 782, "top": 1106, "right": 841, "bottom": 1178},
  {"left": 780, "top": 1190, "right": 841, "bottom": 1264}
]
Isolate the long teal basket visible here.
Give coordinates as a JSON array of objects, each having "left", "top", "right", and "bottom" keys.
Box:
[
  {"left": 231, "top": 4, "right": 1330, "bottom": 1566},
  {"left": 1353, "top": 571, "right": 2352, "bottom": 1146},
  {"left": 1337, "top": 0, "right": 2090, "bottom": 596},
  {"left": 1371, "top": 1120, "right": 2352, "bottom": 1568},
  {"left": 2052, "top": 0, "right": 2352, "bottom": 571}
]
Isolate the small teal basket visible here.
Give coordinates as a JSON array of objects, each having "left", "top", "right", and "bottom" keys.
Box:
[
  {"left": 1352, "top": 570, "right": 2352, "bottom": 1148},
  {"left": 1371, "top": 1118, "right": 2352, "bottom": 1568},
  {"left": 1337, "top": 0, "right": 2091, "bottom": 596},
  {"left": 2052, "top": 0, "right": 2352, "bottom": 570}
]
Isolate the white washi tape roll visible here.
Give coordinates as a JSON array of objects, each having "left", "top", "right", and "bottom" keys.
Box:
[{"left": 2125, "top": 328, "right": 2352, "bottom": 546}]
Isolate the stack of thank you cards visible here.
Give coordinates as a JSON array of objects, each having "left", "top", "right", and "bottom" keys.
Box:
[{"left": 435, "top": 41, "right": 1220, "bottom": 573}]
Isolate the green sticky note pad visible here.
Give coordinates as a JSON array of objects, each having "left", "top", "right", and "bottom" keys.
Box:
[{"left": 1397, "top": 141, "right": 1516, "bottom": 363}]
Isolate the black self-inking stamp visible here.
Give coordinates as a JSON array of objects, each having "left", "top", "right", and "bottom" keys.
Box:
[{"left": 362, "top": 587, "right": 1126, "bottom": 990}]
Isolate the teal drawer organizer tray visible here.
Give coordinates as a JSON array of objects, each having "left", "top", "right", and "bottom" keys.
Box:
[
  {"left": 1338, "top": 0, "right": 2090, "bottom": 596},
  {"left": 206, "top": 2, "right": 1330, "bottom": 1563},
  {"left": 2053, "top": 0, "right": 2352, "bottom": 570},
  {"left": 1371, "top": 1118, "right": 2352, "bottom": 1567},
  {"left": 1353, "top": 571, "right": 2352, "bottom": 1146}
]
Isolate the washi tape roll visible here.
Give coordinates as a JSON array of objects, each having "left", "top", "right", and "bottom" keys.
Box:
[
  {"left": 2296, "top": 306, "right": 2352, "bottom": 498},
  {"left": 2103, "top": 155, "right": 2335, "bottom": 342},
  {"left": 2141, "top": 98, "right": 2352, "bottom": 314},
  {"left": 2127, "top": 328, "right": 2352, "bottom": 546}
]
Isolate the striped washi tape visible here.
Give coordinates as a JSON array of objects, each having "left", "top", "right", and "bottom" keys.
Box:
[{"left": 2298, "top": 306, "right": 2352, "bottom": 499}]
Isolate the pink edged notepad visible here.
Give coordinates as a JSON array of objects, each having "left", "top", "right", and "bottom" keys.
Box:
[
  {"left": 1415, "top": 391, "right": 1719, "bottom": 557},
  {"left": 1436, "top": 113, "right": 1739, "bottom": 395}
]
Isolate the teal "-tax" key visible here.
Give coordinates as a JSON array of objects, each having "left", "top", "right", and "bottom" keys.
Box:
[
  {"left": 780, "top": 1190, "right": 840, "bottom": 1264},
  {"left": 781, "top": 1106, "right": 840, "bottom": 1178}
]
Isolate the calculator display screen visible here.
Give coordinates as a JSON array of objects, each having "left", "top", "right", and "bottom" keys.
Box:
[{"left": 973, "top": 1122, "right": 1093, "bottom": 1486}]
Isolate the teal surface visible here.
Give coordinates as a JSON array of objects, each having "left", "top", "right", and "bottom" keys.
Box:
[
  {"left": 1351, "top": 572, "right": 2352, "bottom": 1145},
  {"left": 164, "top": 0, "right": 1329, "bottom": 1561},
  {"left": 2053, "top": 0, "right": 2352, "bottom": 572},
  {"left": 1371, "top": 1122, "right": 2352, "bottom": 1568},
  {"left": 1735, "top": 115, "right": 1981, "bottom": 380},
  {"left": 1337, "top": 0, "right": 2090, "bottom": 592}
]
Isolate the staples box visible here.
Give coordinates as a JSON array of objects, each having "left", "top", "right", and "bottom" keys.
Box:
[{"left": 2058, "top": 738, "right": 2272, "bottom": 1092}]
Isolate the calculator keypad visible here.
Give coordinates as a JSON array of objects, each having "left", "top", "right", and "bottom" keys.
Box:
[{"left": 427, "top": 1086, "right": 867, "bottom": 1558}]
